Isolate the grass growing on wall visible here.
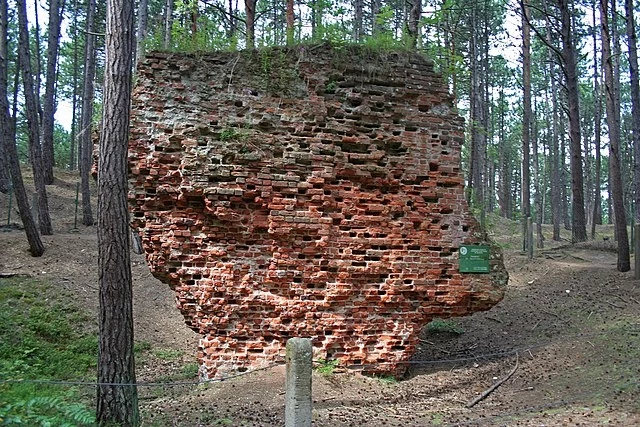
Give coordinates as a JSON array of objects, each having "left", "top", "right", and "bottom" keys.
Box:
[{"left": 0, "top": 276, "right": 97, "bottom": 425}]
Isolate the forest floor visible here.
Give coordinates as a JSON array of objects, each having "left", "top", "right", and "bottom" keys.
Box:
[{"left": 1, "top": 169, "right": 639, "bottom": 426}]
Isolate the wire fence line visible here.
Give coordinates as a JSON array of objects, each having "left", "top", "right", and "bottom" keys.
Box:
[{"left": 1, "top": 329, "right": 608, "bottom": 388}]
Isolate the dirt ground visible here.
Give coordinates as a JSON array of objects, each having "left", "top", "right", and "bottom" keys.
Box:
[{"left": 1, "top": 170, "right": 639, "bottom": 426}]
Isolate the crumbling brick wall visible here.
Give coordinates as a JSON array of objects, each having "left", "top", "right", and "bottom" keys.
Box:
[{"left": 128, "top": 44, "right": 508, "bottom": 379}]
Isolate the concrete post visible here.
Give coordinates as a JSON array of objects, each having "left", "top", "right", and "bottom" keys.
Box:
[{"left": 285, "top": 337, "right": 312, "bottom": 427}]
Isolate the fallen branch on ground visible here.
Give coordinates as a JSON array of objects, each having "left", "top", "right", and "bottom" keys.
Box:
[{"left": 466, "top": 353, "right": 519, "bottom": 409}]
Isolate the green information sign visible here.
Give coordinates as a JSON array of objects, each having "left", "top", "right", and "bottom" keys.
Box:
[{"left": 459, "top": 245, "right": 490, "bottom": 273}]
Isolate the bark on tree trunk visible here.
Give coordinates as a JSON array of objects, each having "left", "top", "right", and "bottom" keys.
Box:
[
  {"left": 600, "top": 0, "right": 630, "bottom": 271},
  {"left": 136, "top": 0, "right": 148, "bottom": 66},
  {"left": 245, "top": 0, "right": 256, "bottom": 49},
  {"left": 17, "top": 0, "right": 53, "bottom": 236},
  {"left": 286, "top": 0, "right": 294, "bottom": 45},
  {"left": 79, "top": 0, "right": 96, "bottom": 226},
  {"left": 163, "top": 0, "right": 173, "bottom": 49},
  {"left": 559, "top": 0, "right": 587, "bottom": 242},
  {"left": 591, "top": 2, "right": 603, "bottom": 238},
  {"left": 625, "top": 0, "right": 640, "bottom": 223},
  {"left": 0, "top": 0, "right": 43, "bottom": 256},
  {"left": 41, "top": 0, "right": 63, "bottom": 184},
  {"left": 96, "top": 0, "right": 139, "bottom": 424},
  {"left": 522, "top": 2, "right": 532, "bottom": 219}
]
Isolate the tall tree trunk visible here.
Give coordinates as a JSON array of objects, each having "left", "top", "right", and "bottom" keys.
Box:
[
  {"left": 42, "top": 0, "right": 64, "bottom": 184},
  {"left": 163, "top": 0, "right": 173, "bottom": 49},
  {"left": 245, "top": 0, "right": 256, "bottom": 48},
  {"left": 600, "top": 0, "right": 630, "bottom": 271},
  {"left": 69, "top": 0, "right": 79, "bottom": 171},
  {"left": 1, "top": 0, "right": 44, "bottom": 256},
  {"left": 0, "top": 0, "right": 8, "bottom": 194},
  {"left": 558, "top": 0, "right": 587, "bottom": 242},
  {"left": 533, "top": 104, "right": 544, "bottom": 249},
  {"left": 136, "top": 0, "right": 148, "bottom": 66},
  {"left": 96, "top": 0, "right": 138, "bottom": 423},
  {"left": 17, "top": 0, "right": 53, "bottom": 236},
  {"left": 592, "top": 2, "right": 603, "bottom": 237},
  {"left": 353, "top": 0, "right": 363, "bottom": 42},
  {"left": 79, "top": 0, "right": 97, "bottom": 226},
  {"left": 625, "top": 0, "right": 640, "bottom": 222},
  {"left": 549, "top": 41, "right": 561, "bottom": 241},
  {"left": 522, "top": 2, "right": 532, "bottom": 252},
  {"left": 286, "top": 0, "right": 294, "bottom": 45},
  {"left": 406, "top": 0, "right": 421, "bottom": 49}
]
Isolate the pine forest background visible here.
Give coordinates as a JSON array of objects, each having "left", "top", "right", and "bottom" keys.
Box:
[{"left": 1, "top": 0, "right": 640, "bottom": 269}]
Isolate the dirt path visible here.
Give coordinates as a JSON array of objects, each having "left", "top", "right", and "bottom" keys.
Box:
[{"left": 1, "top": 173, "right": 639, "bottom": 425}]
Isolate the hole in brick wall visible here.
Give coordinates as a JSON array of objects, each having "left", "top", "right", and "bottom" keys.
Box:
[
  {"left": 186, "top": 280, "right": 195, "bottom": 286},
  {"left": 404, "top": 125, "right": 418, "bottom": 132},
  {"left": 324, "top": 190, "right": 332, "bottom": 195},
  {"left": 429, "top": 162, "right": 439, "bottom": 171},
  {"left": 297, "top": 254, "right": 306, "bottom": 259},
  {"left": 365, "top": 210, "right": 382, "bottom": 216},
  {"left": 313, "top": 183, "right": 323, "bottom": 189},
  {"left": 413, "top": 221, "right": 421, "bottom": 230},
  {"left": 335, "top": 196, "right": 344, "bottom": 202},
  {"left": 146, "top": 188, "right": 156, "bottom": 195},
  {"left": 248, "top": 348, "right": 263, "bottom": 353},
  {"left": 237, "top": 367, "right": 248, "bottom": 372},
  {"left": 392, "top": 212, "right": 404, "bottom": 219},
  {"left": 234, "top": 100, "right": 243, "bottom": 107},
  {"left": 349, "top": 232, "right": 357, "bottom": 237},
  {"left": 392, "top": 345, "right": 405, "bottom": 350},
  {"left": 193, "top": 274, "right": 202, "bottom": 280},
  {"left": 325, "top": 330, "right": 333, "bottom": 336},
  {"left": 441, "top": 140, "right": 448, "bottom": 146},
  {"left": 321, "top": 266, "right": 328, "bottom": 271},
  {"left": 379, "top": 273, "right": 389, "bottom": 280},
  {"left": 314, "top": 254, "right": 322, "bottom": 259},
  {"left": 364, "top": 232, "right": 371, "bottom": 238},
  {"left": 332, "top": 218, "right": 342, "bottom": 225},
  {"left": 441, "top": 207, "right": 453, "bottom": 214},
  {"left": 303, "top": 235, "right": 312, "bottom": 241},
  {"left": 348, "top": 158, "right": 367, "bottom": 165},
  {"left": 353, "top": 249, "right": 366, "bottom": 255},
  {"left": 247, "top": 184, "right": 256, "bottom": 190},
  {"left": 254, "top": 226, "right": 268, "bottom": 233},
  {"left": 462, "top": 225, "right": 469, "bottom": 232},
  {"left": 365, "top": 255, "right": 380, "bottom": 261},
  {"left": 429, "top": 246, "right": 442, "bottom": 252},
  {"left": 293, "top": 277, "right": 302, "bottom": 283},
  {"left": 404, "top": 279, "right": 413, "bottom": 284},
  {"left": 285, "top": 194, "right": 295, "bottom": 199},
  {"left": 392, "top": 130, "right": 401, "bottom": 136},
  {"left": 282, "top": 318, "right": 292, "bottom": 325},
  {"left": 408, "top": 245, "right": 421, "bottom": 250},
  {"left": 441, "top": 224, "right": 450, "bottom": 230},
  {"left": 423, "top": 195, "right": 439, "bottom": 203},
  {"left": 344, "top": 214, "right": 352, "bottom": 219},
  {"left": 432, "top": 134, "right": 439, "bottom": 138},
  {"left": 352, "top": 261, "right": 366, "bottom": 266},
  {"left": 298, "top": 188, "right": 307, "bottom": 194},
  {"left": 299, "top": 142, "right": 309, "bottom": 149},
  {"left": 379, "top": 233, "right": 388, "bottom": 238}
]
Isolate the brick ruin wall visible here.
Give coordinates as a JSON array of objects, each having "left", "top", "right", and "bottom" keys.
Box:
[{"left": 128, "top": 45, "right": 509, "bottom": 379}]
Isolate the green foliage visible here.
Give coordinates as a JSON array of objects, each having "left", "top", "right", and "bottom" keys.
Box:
[
  {"left": 425, "top": 318, "right": 465, "bottom": 335},
  {"left": 0, "top": 277, "right": 97, "bottom": 425},
  {"left": 314, "top": 358, "right": 339, "bottom": 376},
  {"left": 153, "top": 349, "right": 184, "bottom": 361},
  {"left": 219, "top": 127, "right": 248, "bottom": 142}
]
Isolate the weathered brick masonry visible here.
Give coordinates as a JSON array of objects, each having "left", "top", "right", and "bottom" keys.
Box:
[{"left": 128, "top": 45, "right": 508, "bottom": 379}]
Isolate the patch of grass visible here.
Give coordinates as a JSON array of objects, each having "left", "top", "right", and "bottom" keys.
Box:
[
  {"left": 426, "top": 318, "right": 465, "bottom": 335},
  {"left": 134, "top": 341, "right": 152, "bottom": 353},
  {"left": 0, "top": 277, "right": 97, "bottom": 425},
  {"left": 314, "top": 358, "right": 339, "bottom": 376},
  {"left": 153, "top": 348, "right": 184, "bottom": 361}
]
